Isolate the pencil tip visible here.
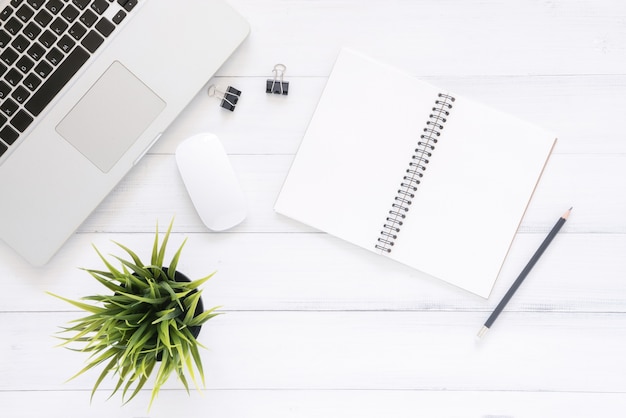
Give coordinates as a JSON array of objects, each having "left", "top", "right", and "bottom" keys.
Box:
[
  {"left": 563, "top": 207, "right": 573, "bottom": 220},
  {"left": 477, "top": 326, "right": 489, "bottom": 339}
]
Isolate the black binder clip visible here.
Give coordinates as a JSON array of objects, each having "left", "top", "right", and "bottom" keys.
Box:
[
  {"left": 208, "top": 84, "right": 241, "bottom": 111},
  {"left": 266, "top": 64, "right": 289, "bottom": 95}
]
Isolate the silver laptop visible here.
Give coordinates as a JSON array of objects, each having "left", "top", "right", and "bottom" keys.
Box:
[{"left": 0, "top": 0, "right": 249, "bottom": 265}]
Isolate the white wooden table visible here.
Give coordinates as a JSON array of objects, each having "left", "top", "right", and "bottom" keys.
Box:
[{"left": 2, "top": 1, "right": 626, "bottom": 416}]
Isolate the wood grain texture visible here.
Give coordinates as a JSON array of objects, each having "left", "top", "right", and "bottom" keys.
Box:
[
  {"left": 2, "top": 391, "right": 625, "bottom": 418},
  {"left": 2, "top": 312, "right": 625, "bottom": 392},
  {"left": 1, "top": 233, "right": 624, "bottom": 313},
  {"left": 2, "top": 0, "right": 625, "bottom": 416}
]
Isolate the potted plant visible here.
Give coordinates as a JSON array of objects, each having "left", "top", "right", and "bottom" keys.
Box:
[{"left": 48, "top": 220, "right": 220, "bottom": 408}]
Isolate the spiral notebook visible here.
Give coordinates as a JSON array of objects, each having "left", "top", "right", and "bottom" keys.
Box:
[{"left": 275, "top": 49, "right": 556, "bottom": 298}]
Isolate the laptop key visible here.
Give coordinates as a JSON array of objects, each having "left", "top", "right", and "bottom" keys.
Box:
[
  {"left": 46, "top": 47, "right": 63, "bottom": 65},
  {"left": 0, "top": 30, "right": 11, "bottom": 48},
  {"left": 57, "top": 34, "right": 75, "bottom": 53},
  {"left": 23, "top": 21, "right": 42, "bottom": 40},
  {"left": 112, "top": 9, "right": 125, "bottom": 24},
  {"left": 95, "top": 17, "right": 114, "bottom": 37},
  {"left": 122, "top": 0, "right": 137, "bottom": 12},
  {"left": 0, "top": 48, "right": 19, "bottom": 66},
  {"left": 11, "top": 34, "right": 30, "bottom": 53},
  {"left": 39, "top": 30, "right": 58, "bottom": 47},
  {"left": 16, "top": 55, "right": 34, "bottom": 73},
  {"left": 72, "top": 0, "right": 90, "bottom": 10},
  {"left": 34, "top": 8, "right": 53, "bottom": 26},
  {"left": 91, "top": 0, "right": 109, "bottom": 15},
  {"left": 79, "top": 9, "right": 97, "bottom": 27},
  {"left": 81, "top": 30, "right": 103, "bottom": 53},
  {"left": 60, "top": 4, "right": 79, "bottom": 22},
  {"left": 45, "top": 0, "right": 64, "bottom": 15},
  {"left": 6, "top": 17, "right": 24, "bottom": 35},
  {"left": 0, "top": 81, "right": 11, "bottom": 99},
  {"left": 69, "top": 22, "right": 87, "bottom": 40},
  {"left": 5, "top": 68, "right": 23, "bottom": 86},
  {"left": 23, "top": 73, "right": 42, "bottom": 91},
  {"left": 10, "top": 109, "right": 33, "bottom": 132},
  {"left": 16, "top": 4, "right": 35, "bottom": 22},
  {"left": 0, "top": 140, "right": 7, "bottom": 157},
  {"left": 26, "top": 0, "right": 45, "bottom": 9},
  {"left": 34, "top": 60, "right": 52, "bottom": 78},
  {"left": 1, "top": 99, "right": 19, "bottom": 117},
  {"left": 27, "top": 42, "right": 46, "bottom": 61},
  {"left": 11, "top": 86, "right": 30, "bottom": 104},
  {"left": 50, "top": 17, "right": 69, "bottom": 35},
  {"left": 25, "top": 45, "right": 89, "bottom": 116},
  {"left": 0, "top": 7, "right": 13, "bottom": 21},
  {"left": 0, "top": 125, "right": 19, "bottom": 145}
]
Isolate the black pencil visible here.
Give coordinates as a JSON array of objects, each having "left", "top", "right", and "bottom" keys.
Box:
[{"left": 477, "top": 207, "right": 572, "bottom": 338}]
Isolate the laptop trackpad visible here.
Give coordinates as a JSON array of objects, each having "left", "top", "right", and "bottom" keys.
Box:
[{"left": 56, "top": 61, "right": 166, "bottom": 173}]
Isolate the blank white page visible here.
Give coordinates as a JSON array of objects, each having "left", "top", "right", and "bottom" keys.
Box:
[
  {"left": 391, "top": 95, "right": 556, "bottom": 297},
  {"left": 275, "top": 49, "right": 440, "bottom": 249},
  {"left": 275, "top": 49, "right": 556, "bottom": 298}
]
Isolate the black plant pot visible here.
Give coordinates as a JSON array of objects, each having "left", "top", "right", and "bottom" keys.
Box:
[
  {"left": 163, "top": 268, "right": 204, "bottom": 340},
  {"left": 156, "top": 267, "right": 204, "bottom": 361},
  {"left": 129, "top": 268, "right": 205, "bottom": 362}
]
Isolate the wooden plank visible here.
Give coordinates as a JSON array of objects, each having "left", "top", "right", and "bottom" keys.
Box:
[
  {"left": 73, "top": 153, "right": 626, "bottom": 234},
  {"left": 1, "top": 390, "right": 625, "bottom": 418},
  {"left": 1, "top": 312, "right": 625, "bottom": 393},
  {"left": 217, "top": 0, "right": 626, "bottom": 76},
  {"left": 1, "top": 233, "right": 624, "bottom": 313},
  {"left": 153, "top": 75, "right": 626, "bottom": 156}
]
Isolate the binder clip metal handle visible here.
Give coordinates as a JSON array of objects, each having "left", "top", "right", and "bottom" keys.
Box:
[
  {"left": 266, "top": 64, "right": 289, "bottom": 95},
  {"left": 208, "top": 84, "right": 241, "bottom": 111}
]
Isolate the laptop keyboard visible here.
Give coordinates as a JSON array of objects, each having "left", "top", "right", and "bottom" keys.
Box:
[{"left": 0, "top": 0, "right": 139, "bottom": 158}]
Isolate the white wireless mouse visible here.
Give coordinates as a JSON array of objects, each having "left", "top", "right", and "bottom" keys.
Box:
[{"left": 175, "top": 133, "right": 247, "bottom": 231}]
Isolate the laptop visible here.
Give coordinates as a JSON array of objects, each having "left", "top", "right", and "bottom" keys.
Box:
[{"left": 0, "top": 0, "right": 250, "bottom": 265}]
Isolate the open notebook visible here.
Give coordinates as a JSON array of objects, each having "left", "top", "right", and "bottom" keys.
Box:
[{"left": 275, "top": 49, "right": 556, "bottom": 298}]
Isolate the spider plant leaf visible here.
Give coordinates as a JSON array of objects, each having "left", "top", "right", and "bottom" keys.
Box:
[
  {"left": 156, "top": 218, "right": 175, "bottom": 268},
  {"left": 69, "top": 346, "right": 119, "bottom": 382},
  {"left": 188, "top": 305, "right": 222, "bottom": 327},
  {"left": 167, "top": 238, "right": 188, "bottom": 279},
  {"left": 177, "top": 369, "right": 191, "bottom": 394},
  {"left": 182, "top": 292, "right": 202, "bottom": 324},
  {"left": 159, "top": 280, "right": 184, "bottom": 311},
  {"left": 47, "top": 292, "right": 106, "bottom": 314},
  {"left": 123, "top": 368, "right": 151, "bottom": 406},
  {"left": 90, "top": 353, "right": 119, "bottom": 402},
  {"left": 82, "top": 269, "right": 124, "bottom": 293},
  {"left": 112, "top": 256, "right": 153, "bottom": 281},
  {"left": 156, "top": 319, "right": 173, "bottom": 357},
  {"left": 176, "top": 335, "right": 199, "bottom": 391},
  {"left": 113, "top": 241, "right": 145, "bottom": 269},
  {"left": 188, "top": 336, "right": 206, "bottom": 386},
  {"left": 149, "top": 351, "right": 174, "bottom": 410},
  {"left": 116, "top": 291, "right": 168, "bottom": 304},
  {"left": 151, "top": 220, "right": 160, "bottom": 266},
  {"left": 152, "top": 308, "right": 179, "bottom": 325},
  {"left": 93, "top": 245, "right": 125, "bottom": 279},
  {"left": 82, "top": 269, "right": 115, "bottom": 280},
  {"left": 185, "top": 271, "right": 216, "bottom": 290}
]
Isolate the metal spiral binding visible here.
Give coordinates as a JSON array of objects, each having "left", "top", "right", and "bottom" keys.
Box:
[{"left": 375, "top": 93, "right": 455, "bottom": 253}]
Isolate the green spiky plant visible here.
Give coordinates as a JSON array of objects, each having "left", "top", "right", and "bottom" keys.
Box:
[{"left": 48, "top": 220, "right": 220, "bottom": 409}]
